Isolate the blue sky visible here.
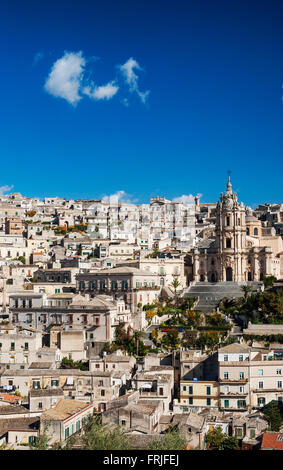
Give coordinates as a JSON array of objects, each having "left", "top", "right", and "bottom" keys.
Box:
[{"left": 0, "top": 0, "right": 283, "bottom": 206}]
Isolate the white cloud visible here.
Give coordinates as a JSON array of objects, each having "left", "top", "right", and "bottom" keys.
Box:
[
  {"left": 44, "top": 52, "right": 150, "bottom": 107},
  {"left": 82, "top": 81, "right": 118, "bottom": 101},
  {"left": 101, "top": 190, "right": 138, "bottom": 205},
  {"left": 172, "top": 194, "right": 201, "bottom": 205},
  {"left": 44, "top": 51, "right": 86, "bottom": 105},
  {"left": 119, "top": 57, "right": 150, "bottom": 103},
  {"left": 0, "top": 185, "right": 14, "bottom": 195}
]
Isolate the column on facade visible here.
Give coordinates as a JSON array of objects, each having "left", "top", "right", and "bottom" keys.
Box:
[{"left": 193, "top": 252, "right": 199, "bottom": 281}]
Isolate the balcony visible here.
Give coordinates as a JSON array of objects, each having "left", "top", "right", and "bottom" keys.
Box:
[
  {"left": 219, "top": 391, "right": 248, "bottom": 397},
  {"left": 219, "top": 406, "right": 248, "bottom": 411},
  {"left": 219, "top": 378, "right": 248, "bottom": 384}
]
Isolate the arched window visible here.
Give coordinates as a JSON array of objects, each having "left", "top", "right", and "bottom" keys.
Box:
[{"left": 254, "top": 228, "right": 258, "bottom": 236}]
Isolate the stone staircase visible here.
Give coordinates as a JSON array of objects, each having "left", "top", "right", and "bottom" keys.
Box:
[{"left": 184, "top": 281, "right": 261, "bottom": 313}]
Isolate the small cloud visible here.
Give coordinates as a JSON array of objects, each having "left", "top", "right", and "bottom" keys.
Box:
[
  {"left": 44, "top": 51, "right": 86, "bottom": 105},
  {"left": 101, "top": 190, "right": 138, "bottom": 205},
  {"left": 118, "top": 57, "right": 150, "bottom": 104},
  {"left": 0, "top": 185, "right": 14, "bottom": 196},
  {"left": 82, "top": 80, "right": 119, "bottom": 101},
  {"left": 172, "top": 194, "right": 200, "bottom": 205},
  {"left": 33, "top": 52, "right": 44, "bottom": 64}
]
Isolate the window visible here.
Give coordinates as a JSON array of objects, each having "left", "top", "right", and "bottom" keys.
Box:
[
  {"left": 250, "top": 428, "right": 256, "bottom": 439},
  {"left": 224, "top": 372, "right": 229, "bottom": 379},
  {"left": 277, "top": 369, "right": 282, "bottom": 375},
  {"left": 98, "top": 380, "right": 103, "bottom": 387},
  {"left": 237, "top": 400, "right": 246, "bottom": 409},
  {"left": 38, "top": 402, "right": 42, "bottom": 409},
  {"left": 278, "top": 381, "right": 282, "bottom": 389},
  {"left": 183, "top": 386, "right": 186, "bottom": 391},
  {"left": 235, "top": 427, "right": 243, "bottom": 437},
  {"left": 206, "top": 386, "right": 211, "bottom": 396},
  {"left": 10, "top": 343, "right": 15, "bottom": 351},
  {"left": 224, "top": 355, "right": 228, "bottom": 362},
  {"left": 189, "top": 386, "right": 193, "bottom": 395},
  {"left": 101, "top": 390, "right": 105, "bottom": 396},
  {"left": 239, "top": 372, "right": 244, "bottom": 379},
  {"left": 24, "top": 342, "right": 29, "bottom": 350},
  {"left": 224, "top": 399, "right": 229, "bottom": 408},
  {"left": 33, "top": 380, "right": 40, "bottom": 389},
  {"left": 76, "top": 421, "right": 80, "bottom": 431},
  {"left": 258, "top": 397, "right": 265, "bottom": 406},
  {"left": 226, "top": 239, "right": 231, "bottom": 248},
  {"left": 226, "top": 216, "right": 230, "bottom": 226},
  {"left": 258, "top": 381, "right": 263, "bottom": 389},
  {"left": 159, "top": 387, "right": 163, "bottom": 396},
  {"left": 189, "top": 397, "right": 193, "bottom": 405},
  {"left": 258, "top": 369, "right": 263, "bottom": 376},
  {"left": 51, "top": 379, "right": 59, "bottom": 387},
  {"left": 207, "top": 398, "right": 211, "bottom": 406},
  {"left": 121, "top": 420, "right": 126, "bottom": 426},
  {"left": 239, "top": 355, "right": 243, "bottom": 362}
]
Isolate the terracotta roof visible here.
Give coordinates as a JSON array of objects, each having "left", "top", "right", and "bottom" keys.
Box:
[
  {"left": 261, "top": 432, "right": 283, "bottom": 450},
  {"left": 0, "top": 393, "right": 21, "bottom": 404}
]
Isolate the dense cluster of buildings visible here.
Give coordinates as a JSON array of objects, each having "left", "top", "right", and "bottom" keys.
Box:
[{"left": 0, "top": 178, "right": 282, "bottom": 449}]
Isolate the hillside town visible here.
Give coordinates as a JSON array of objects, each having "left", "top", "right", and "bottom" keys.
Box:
[{"left": 0, "top": 177, "right": 283, "bottom": 450}]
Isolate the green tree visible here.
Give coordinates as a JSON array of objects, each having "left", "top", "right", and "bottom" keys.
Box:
[
  {"left": 146, "top": 427, "right": 187, "bottom": 450},
  {"left": 29, "top": 422, "right": 51, "bottom": 450},
  {"left": 161, "top": 329, "right": 180, "bottom": 350},
  {"left": 205, "top": 426, "right": 226, "bottom": 450},
  {"left": 240, "top": 285, "right": 253, "bottom": 301},
  {"left": 80, "top": 416, "right": 133, "bottom": 450},
  {"left": 263, "top": 401, "right": 282, "bottom": 432},
  {"left": 222, "top": 436, "right": 240, "bottom": 450},
  {"left": 263, "top": 276, "right": 277, "bottom": 289}
]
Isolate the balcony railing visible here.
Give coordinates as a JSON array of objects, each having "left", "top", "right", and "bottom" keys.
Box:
[{"left": 219, "top": 378, "right": 248, "bottom": 384}]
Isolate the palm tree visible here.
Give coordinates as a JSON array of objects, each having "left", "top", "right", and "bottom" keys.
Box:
[{"left": 241, "top": 285, "right": 253, "bottom": 302}]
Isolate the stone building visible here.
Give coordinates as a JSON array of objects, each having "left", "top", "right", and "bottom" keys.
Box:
[{"left": 192, "top": 177, "right": 282, "bottom": 282}]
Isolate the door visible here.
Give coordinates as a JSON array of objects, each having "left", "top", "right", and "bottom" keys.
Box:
[{"left": 226, "top": 267, "right": 233, "bottom": 281}]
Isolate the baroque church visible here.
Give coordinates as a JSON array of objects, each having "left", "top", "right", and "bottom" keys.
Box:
[{"left": 192, "top": 177, "right": 282, "bottom": 282}]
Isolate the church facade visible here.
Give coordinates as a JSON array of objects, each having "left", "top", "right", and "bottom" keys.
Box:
[{"left": 192, "top": 177, "right": 281, "bottom": 282}]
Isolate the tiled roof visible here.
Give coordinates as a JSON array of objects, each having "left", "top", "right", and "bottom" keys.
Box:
[
  {"left": 0, "top": 393, "right": 21, "bottom": 404},
  {"left": 29, "top": 388, "right": 64, "bottom": 397},
  {"left": 40, "top": 399, "right": 92, "bottom": 421},
  {"left": 218, "top": 343, "right": 250, "bottom": 353},
  {"left": 261, "top": 432, "right": 283, "bottom": 450}
]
